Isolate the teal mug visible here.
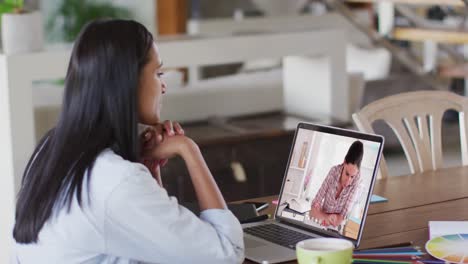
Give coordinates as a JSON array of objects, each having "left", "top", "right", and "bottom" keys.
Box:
[{"left": 296, "top": 238, "right": 354, "bottom": 264}]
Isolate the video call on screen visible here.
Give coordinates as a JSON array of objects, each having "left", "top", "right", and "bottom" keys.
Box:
[{"left": 277, "top": 128, "right": 381, "bottom": 240}]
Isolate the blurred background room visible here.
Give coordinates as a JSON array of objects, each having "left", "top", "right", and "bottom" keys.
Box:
[{"left": 3, "top": 0, "right": 468, "bottom": 261}]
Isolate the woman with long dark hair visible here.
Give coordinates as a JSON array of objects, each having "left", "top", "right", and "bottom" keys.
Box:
[
  {"left": 12, "top": 19, "right": 244, "bottom": 263},
  {"left": 309, "top": 141, "right": 363, "bottom": 228}
]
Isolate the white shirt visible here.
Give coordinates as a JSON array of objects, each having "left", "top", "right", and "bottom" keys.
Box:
[{"left": 13, "top": 149, "right": 245, "bottom": 264}]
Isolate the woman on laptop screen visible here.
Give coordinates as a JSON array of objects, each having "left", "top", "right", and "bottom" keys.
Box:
[{"left": 309, "top": 141, "right": 363, "bottom": 228}]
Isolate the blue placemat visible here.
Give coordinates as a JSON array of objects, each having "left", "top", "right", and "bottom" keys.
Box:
[{"left": 370, "top": 194, "right": 388, "bottom": 204}]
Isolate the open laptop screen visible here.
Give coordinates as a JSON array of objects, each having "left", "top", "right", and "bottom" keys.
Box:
[{"left": 276, "top": 123, "right": 383, "bottom": 244}]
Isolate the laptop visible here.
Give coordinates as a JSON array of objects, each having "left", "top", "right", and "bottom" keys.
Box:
[{"left": 243, "top": 122, "right": 384, "bottom": 263}]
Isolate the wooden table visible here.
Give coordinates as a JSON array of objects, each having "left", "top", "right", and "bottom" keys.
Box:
[{"left": 242, "top": 166, "right": 468, "bottom": 263}]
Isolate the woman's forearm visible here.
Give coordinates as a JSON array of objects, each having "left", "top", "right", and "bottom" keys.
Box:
[
  {"left": 311, "top": 206, "right": 327, "bottom": 221},
  {"left": 180, "top": 139, "right": 226, "bottom": 211}
]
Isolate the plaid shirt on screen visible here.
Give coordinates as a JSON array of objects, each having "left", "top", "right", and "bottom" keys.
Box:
[{"left": 311, "top": 163, "right": 360, "bottom": 217}]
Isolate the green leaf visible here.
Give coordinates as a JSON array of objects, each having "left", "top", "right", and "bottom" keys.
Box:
[
  {"left": 2, "top": 0, "right": 23, "bottom": 9},
  {"left": 47, "top": 0, "right": 133, "bottom": 42},
  {"left": 0, "top": 3, "right": 16, "bottom": 10},
  {"left": 0, "top": 3, "right": 16, "bottom": 15}
]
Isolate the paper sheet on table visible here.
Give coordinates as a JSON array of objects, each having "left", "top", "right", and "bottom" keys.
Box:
[
  {"left": 370, "top": 194, "right": 388, "bottom": 204},
  {"left": 429, "top": 221, "right": 468, "bottom": 239}
]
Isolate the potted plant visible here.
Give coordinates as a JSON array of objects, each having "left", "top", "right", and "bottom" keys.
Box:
[
  {"left": 47, "top": 0, "right": 132, "bottom": 43},
  {"left": 1, "top": 0, "right": 44, "bottom": 54}
]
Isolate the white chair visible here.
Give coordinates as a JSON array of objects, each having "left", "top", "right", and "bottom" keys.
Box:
[{"left": 353, "top": 91, "right": 468, "bottom": 179}]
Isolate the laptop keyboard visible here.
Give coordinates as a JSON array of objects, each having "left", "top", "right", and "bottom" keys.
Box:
[{"left": 244, "top": 223, "right": 314, "bottom": 249}]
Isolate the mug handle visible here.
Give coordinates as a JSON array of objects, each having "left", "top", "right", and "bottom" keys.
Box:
[{"left": 309, "top": 256, "right": 321, "bottom": 264}]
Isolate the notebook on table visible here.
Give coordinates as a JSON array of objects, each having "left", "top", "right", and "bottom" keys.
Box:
[{"left": 429, "top": 221, "right": 468, "bottom": 239}]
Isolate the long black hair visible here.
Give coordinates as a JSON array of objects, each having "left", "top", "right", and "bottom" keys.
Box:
[
  {"left": 344, "top": 141, "right": 364, "bottom": 169},
  {"left": 13, "top": 19, "right": 154, "bottom": 243}
]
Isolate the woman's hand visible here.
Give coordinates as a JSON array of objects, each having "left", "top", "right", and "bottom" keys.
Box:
[
  {"left": 140, "top": 120, "right": 185, "bottom": 181},
  {"left": 309, "top": 202, "right": 324, "bottom": 220},
  {"left": 327, "top": 214, "right": 344, "bottom": 227},
  {"left": 145, "top": 135, "right": 197, "bottom": 161},
  {"left": 309, "top": 204, "right": 343, "bottom": 227},
  {"left": 143, "top": 123, "right": 226, "bottom": 211}
]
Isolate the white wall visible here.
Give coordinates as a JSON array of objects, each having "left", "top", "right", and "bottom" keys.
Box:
[
  {"left": 113, "top": 0, "right": 156, "bottom": 36},
  {"left": 0, "top": 55, "right": 16, "bottom": 264}
]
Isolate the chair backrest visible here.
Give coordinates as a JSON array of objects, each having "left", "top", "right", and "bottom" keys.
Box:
[{"left": 352, "top": 91, "right": 468, "bottom": 179}]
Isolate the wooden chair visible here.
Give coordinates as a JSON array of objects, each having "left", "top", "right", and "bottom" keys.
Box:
[{"left": 352, "top": 91, "right": 468, "bottom": 179}]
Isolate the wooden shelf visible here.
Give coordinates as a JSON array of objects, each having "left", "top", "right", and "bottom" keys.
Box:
[
  {"left": 346, "top": 0, "right": 464, "bottom": 6},
  {"left": 393, "top": 27, "right": 468, "bottom": 44}
]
